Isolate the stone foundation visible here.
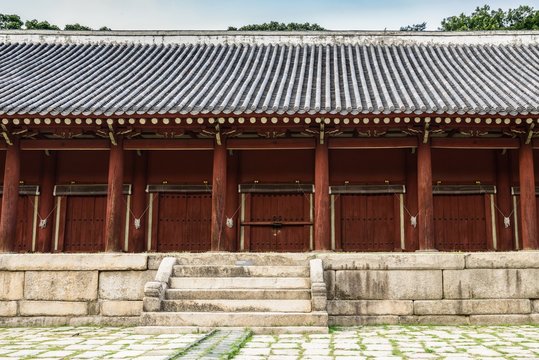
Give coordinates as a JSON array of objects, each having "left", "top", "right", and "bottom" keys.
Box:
[{"left": 0, "top": 252, "right": 538, "bottom": 326}]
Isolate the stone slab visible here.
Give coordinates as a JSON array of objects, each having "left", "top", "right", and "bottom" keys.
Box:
[
  {"left": 0, "top": 301, "right": 17, "bottom": 316},
  {"left": 24, "top": 271, "right": 97, "bottom": 301},
  {"left": 335, "top": 270, "right": 442, "bottom": 299},
  {"left": 100, "top": 300, "right": 143, "bottom": 316},
  {"left": 443, "top": 269, "right": 539, "bottom": 299},
  {"left": 414, "top": 299, "right": 532, "bottom": 315},
  {"left": 469, "top": 314, "right": 533, "bottom": 325},
  {"left": 99, "top": 271, "right": 156, "bottom": 300},
  {"left": 0, "top": 254, "right": 148, "bottom": 270},
  {"left": 398, "top": 315, "right": 470, "bottom": 325},
  {"left": 0, "top": 316, "right": 141, "bottom": 327},
  {"left": 328, "top": 300, "right": 413, "bottom": 315},
  {"left": 533, "top": 300, "right": 539, "bottom": 313},
  {"left": 323, "top": 270, "right": 335, "bottom": 300},
  {"left": 319, "top": 253, "right": 465, "bottom": 270},
  {"left": 465, "top": 251, "right": 539, "bottom": 269},
  {"left": 19, "top": 301, "right": 87, "bottom": 316},
  {"left": 329, "top": 315, "right": 400, "bottom": 326},
  {"left": 162, "top": 299, "right": 311, "bottom": 312},
  {"left": 170, "top": 276, "right": 310, "bottom": 289},
  {"left": 0, "top": 271, "right": 24, "bottom": 300},
  {"left": 149, "top": 253, "right": 311, "bottom": 269}
]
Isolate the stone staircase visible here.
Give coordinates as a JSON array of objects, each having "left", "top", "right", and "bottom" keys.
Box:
[{"left": 140, "top": 254, "right": 328, "bottom": 333}]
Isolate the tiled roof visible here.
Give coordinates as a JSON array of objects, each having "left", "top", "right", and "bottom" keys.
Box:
[{"left": 0, "top": 31, "right": 538, "bottom": 117}]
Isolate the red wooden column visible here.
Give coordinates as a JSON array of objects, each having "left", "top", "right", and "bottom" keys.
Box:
[
  {"left": 224, "top": 150, "right": 239, "bottom": 251},
  {"left": 518, "top": 141, "right": 538, "bottom": 250},
  {"left": 0, "top": 137, "right": 20, "bottom": 253},
  {"left": 314, "top": 141, "right": 330, "bottom": 250},
  {"left": 417, "top": 140, "right": 435, "bottom": 250},
  {"left": 405, "top": 149, "right": 419, "bottom": 251},
  {"left": 211, "top": 139, "right": 227, "bottom": 251},
  {"left": 36, "top": 151, "right": 56, "bottom": 252},
  {"left": 495, "top": 150, "right": 513, "bottom": 251},
  {"left": 130, "top": 151, "right": 147, "bottom": 252},
  {"left": 104, "top": 136, "right": 124, "bottom": 252}
]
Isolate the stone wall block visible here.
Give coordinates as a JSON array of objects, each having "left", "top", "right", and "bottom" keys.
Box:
[
  {"left": 466, "top": 252, "right": 539, "bottom": 269},
  {"left": 24, "top": 271, "right": 98, "bottom": 301},
  {"left": 532, "top": 300, "right": 539, "bottom": 313},
  {"left": 0, "top": 254, "right": 148, "bottom": 271},
  {"left": 323, "top": 270, "right": 335, "bottom": 300},
  {"left": 329, "top": 315, "right": 400, "bottom": 326},
  {"left": 0, "top": 301, "right": 17, "bottom": 316},
  {"left": 469, "top": 314, "right": 532, "bottom": 325},
  {"left": 99, "top": 271, "right": 156, "bottom": 300},
  {"left": 100, "top": 300, "right": 143, "bottom": 316},
  {"left": 335, "top": 270, "right": 442, "bottom": 300},
  {"left": 414, "top": 299, "right": 531, "bottom": 315},
  {"left": 0, "top": 272, "right": 24, "bottom": 300},
  {"left": 399, "top": 315, "right": 470, "bottom": 325},
  {"left": 444, "top": 269, "right": 539, "bottom": 299},
  {"left": 19, "top": 301, "right": 87, "bottom": 316},
  {"left": 320, "top": 253, "right": 465, "bottom": 270},
  {"left": 328, "top": 300, "right": 413, "bottom": 316}
]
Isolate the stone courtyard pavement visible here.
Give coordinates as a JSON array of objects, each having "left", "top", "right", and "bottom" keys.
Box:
[{"left": 0, "top": 325, "right": 538, "bottom": 359}]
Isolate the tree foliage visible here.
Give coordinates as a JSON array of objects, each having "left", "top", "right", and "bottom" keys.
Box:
[
  {"left": 228, "top": 21, "right": 326, "bottom": 31},
  {"left": 400, "top": 22, "right": 426, "bottom": 31},
  {"left": 0, "top": 14, "right": 23, "bottom": 29},
  {"left": 441, "top": 5, "right": 539, "bottom": 31},
  {"left": 25, "top": 19, "right": 60, "bottom": 30},
  {"left": 64, "top": 23, "right": 92, "bottom": 31}
]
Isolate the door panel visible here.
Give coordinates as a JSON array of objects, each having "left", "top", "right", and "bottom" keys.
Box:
[
  {"left": 0, "top": 195, "right": 35, "bottom": 252},
  {"left": 433, "top": 194, "right": 490, "bottom": 251},
  {"left": 63, "top": 196, "right": 107, "bottom": 252},
  {"left": 336, "top": 194, "right": 398, "bottom": 251},
  {"left": 155, "top": 193, "right": 212, "bottom": 252},
  {"left": 243, "top": 193, "right": 311, "bottom": 252}
]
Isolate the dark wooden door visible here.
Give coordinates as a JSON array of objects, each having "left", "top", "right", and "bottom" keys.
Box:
[
  {"left": 433, "top": 194, "right": 491, "bottom": 251},
  {"left": 0, "top": 195, "right": 35, "bottom": 252},
  {"left": 61, "top": 196, "right": 107, "bottom": 252},
  {"left": 242, "top": 193, "right": 311, "bottom": 252},
  {"left": 334, "top": 194, "right": 400, "bottom": 251},
  {"left": 153, "top": 193, "right": 212, "bottom": 252}
]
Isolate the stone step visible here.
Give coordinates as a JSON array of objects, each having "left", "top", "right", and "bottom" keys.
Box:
[
  {"left": 173, "top": 265, "right": 309, "bottom": 278},
  {"left": 135, "top": 326, "right": 329, "bottom": 335},
  {"left": 141, "top": 311, "right": 328, "bottom": 327},
  {"left": 169, "top": 277, "right": 310, "bottom": 289},
  {"left": 166, "top": 288, "right": 311, "bottom": 300},
  {"left": 162, "top": 299, "right": 312, "bottom": 313}
]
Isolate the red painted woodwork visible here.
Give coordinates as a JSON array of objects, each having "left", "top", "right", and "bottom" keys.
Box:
[
  {"left": 0, "top": 138, "right": 20, "bottom": 252},
  {"left": 243, "top": 193, "right": 311, "bottom": 252},
  {"left": 405, "top": 150, "right": 419, "bottom": 251},
  {"left": 431, "top": 138, "right": 519, "bottom": 149},
  {"left": 433, "top": 194, "right": 491, "bottom": 251},
  {"left": 239, "top": 150, "right": 314, "bottom": 184},
  {"left": 153, "top": 193, "right": 212, "bottom": 252},
  {"left": 0, "top": 195, "right": 34, "bottom": 252},
  {"left": 432, "top": 149, "right": 496, "bottom": 184},
  {"left": 129, "top": 151, "right": 147, "bottom": 252},
  {"left": 314, "top": 141, "right": 330, "bottom": 250},
  {"left": 228, "top": 138, "right": 315, "bottom": 150},
  {"left": 21, "top": 139, "right": 110, "bottom": 150},
  {"left": 61, "top": 196, "right": 107, "bottom": 252},
  {"left": 211, "top": 142, "right": 227, "bottom": 251},
  {"left": 518, "top": 142, "right": 538, "bottom": 249},
  {"left": 56, "top": 151, "right": 109, "bottom": 184},
  {"left": 124, "top": 139, "right": 213, "bottom": 150},
  {"left": 329, "top": 149, "right": 406, "bottom": 185},
  {"left": 225, "top": 151, "right": 240, "bottom": 251},
  {"left": 147, "top": 151, "right": 212, "bottom": 184},
  {"left": 36, "top": 152, "right": 56, "bottom": 252},
  {"left": 417, "top": 141, "right": 434, "bottom": 250},
  {"left": 105, "top": 137, "right": 124, "bottom": 252},
  {"left": 334, "top": 194, "right": 400, "bottom": 252},
  {"left": 496, "top": 151, "right": 514, "bottom": 251},
  {"left": 328, "top": 137, "right": 417, "bottom": 149}
]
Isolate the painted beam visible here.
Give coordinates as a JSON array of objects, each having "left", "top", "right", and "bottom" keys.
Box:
[
  {"left": 20, "top": 139, "right": 110, "bottom": 150},
  {"left": 431, "top": 138, "right": 520, "bottom": 149},
  {"left": 227, "top": 138, "right": 316, "bottom": 150},
  {"left": 123, "top": 139, "right": 214, "bottom": 150},
  {"left": 328, "top": 137, "right": 418, "bottom": 149}
]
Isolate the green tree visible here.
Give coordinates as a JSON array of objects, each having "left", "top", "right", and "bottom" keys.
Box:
[
  {"left": 228, "top": 21, "right": 326, "bottom": 31},
  {"left": 441, "top": 5, "right": 539, "bottom": 31},
  {"left": 400, "top": 22, "right": 426, "bottom": 31},
  {"left": 25, "top": 19, "right": 60, "bottom": 30},
  {"left": 0, "top": 14, "right": 23, "bottom": 29},
  {"left": 99, "top": 26, "right": 112, "bottom": 31},
  {"left": 64, "top": 23, "right": 93, "bottom": 31}
]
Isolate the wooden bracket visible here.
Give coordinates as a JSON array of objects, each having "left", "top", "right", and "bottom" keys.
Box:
[
  {"left": 423, "top": 123, "right": 430, "bottom": 144},
  {"left": 319, "top": 123, "right": 325, "bottom": 145},
  {"left": 108, "top": 124, "right": 117, "bottom": 146},
  {"left": 525, "top": 123, "right": 535, "bottom": 145},
  {"left": 215, "top": 124, "right": 222, "bottom": 146},
  {"left": 1, "top": 125, "right": 12, "bottom": 146}
]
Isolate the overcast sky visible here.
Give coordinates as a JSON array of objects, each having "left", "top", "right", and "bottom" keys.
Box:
[{"left": 0, "top": 0, "right": 536, "bottom": 31}]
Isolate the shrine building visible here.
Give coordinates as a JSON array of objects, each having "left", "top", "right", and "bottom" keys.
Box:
[{"left": 0, "top": 30, "right": 538, "bottom": 255}]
